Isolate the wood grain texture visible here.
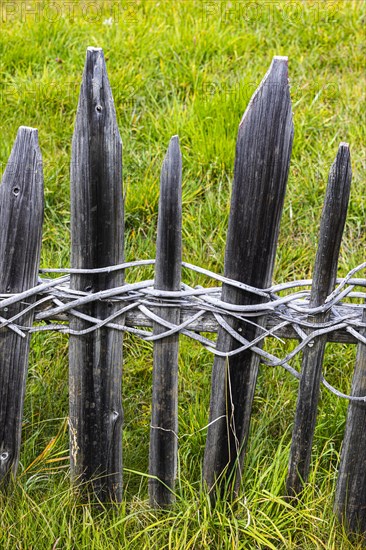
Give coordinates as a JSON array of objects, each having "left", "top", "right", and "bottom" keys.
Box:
[
  {"left": 69, "top": 47, "right": 124, "bottom": 501},
  {"left": 122, "top": 304, "right": 364, "bottom": 344},
  {"left": 35, "top": 303, "right": 364, "bottom": 345},
  {"left": 0, "top": 127, "right": 44, "bottom": 487},
  {"left": 203, "top": 57, "right": 294, "bottom": 495},
  {"left": 149, "top": 136, "right": 182, "bottom": 507},
  {"left": 335, "top": 306, "right": 366, "bottom": 535},
  {"left": 286, "top": 143, "right": 352, "bottom": 496}
]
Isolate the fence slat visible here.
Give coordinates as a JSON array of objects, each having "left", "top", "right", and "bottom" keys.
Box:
[
  {"left": 0, "top": 127, "right": 44, "bottom": 487},
  {"left": 203, "top": 57, "right": 294, "bottom": 495},
  {"left": 149, "top": 136, "right": 182, "bottom": 507},
  {"left": 69, "top": 47, "right": 124, "bottom": 501},
  {"left": 334, "top": 305, "right": 366, "bottom": 533},
  {"left": 286, "top": 143, "right": 352, "bottom": 496}
]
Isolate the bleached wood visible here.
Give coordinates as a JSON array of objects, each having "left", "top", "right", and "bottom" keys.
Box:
[{"left": 123, "top": 304, "right": 363, "bottom": 344}]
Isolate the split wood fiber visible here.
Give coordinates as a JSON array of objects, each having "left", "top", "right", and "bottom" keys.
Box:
[
  {"left": 203, "top": 56, "right": 294, "bottom": 495},
  {"left": 69, "top": 47, "right": 124, "bottom": 502},
  {"left": 149, "top": 136, "right": 182, "bottom": 507},
  {"left": 335, "top": 305, "right": 366, "bottom": 533},
  {"left": 0, "top": 127, "right": 44, "bottom": 487},
  {"left": 286, "top": 143, "right": 352, "bottom": 496}
]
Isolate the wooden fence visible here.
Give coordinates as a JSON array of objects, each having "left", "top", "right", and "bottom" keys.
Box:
[{"left": 0, "top": 48, "right": 365, "bottom": 537}]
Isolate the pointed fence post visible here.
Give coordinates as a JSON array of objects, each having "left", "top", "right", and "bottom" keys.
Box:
[
  {"left": 0, "top": 127, "right": 44, "bottom": 487},
  {"left": 69, "top": 47, "right": 124, "bottom": 502},
  {"left": 203, "top": 57, "right": 294, "bottom": 495},
  {"left": 334, "top": 305, "right": 366, "bottom": 534},
  {"left": 286, "top": 144, "right": 352, "bottom": 496},
  {"left": 149, "top": 136, "right": 182, "bottom": 507}
]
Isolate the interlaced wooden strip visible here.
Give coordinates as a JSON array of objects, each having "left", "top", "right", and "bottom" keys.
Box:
[{"left": 0, "top": 261, "right": 365, "bottom": 404}]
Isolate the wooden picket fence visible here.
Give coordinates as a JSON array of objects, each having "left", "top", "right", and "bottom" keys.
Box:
[{"left": 0, "top": 48, "right": 365, "bottom": 537}]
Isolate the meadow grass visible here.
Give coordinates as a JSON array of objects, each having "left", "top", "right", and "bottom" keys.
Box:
[{"left": 0, "top": 1, "right": 365, "bottom": 548}]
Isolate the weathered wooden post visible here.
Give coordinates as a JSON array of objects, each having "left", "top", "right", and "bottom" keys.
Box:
[
  {"left": 286, "top": 143, "right": 352, "bottom": 496},
  {"left": 69, "top": 47, "right": 124, "bottom": 501},
  {"left": 334, "top": 305, "right": 366, "bottom": 535},
  {"left": 203, "top": 57, "right": 294, "bottom": 495},
  {"left": 149, "top": 136, "right": 182, "bottom": 507},
  {"left": 0, "top": 127, "right": 44, "bottom": 487}
]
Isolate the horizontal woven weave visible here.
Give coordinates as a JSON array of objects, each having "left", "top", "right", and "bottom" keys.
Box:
[{"left": 1, "top": 260, "right": 365, "bottom": 402}]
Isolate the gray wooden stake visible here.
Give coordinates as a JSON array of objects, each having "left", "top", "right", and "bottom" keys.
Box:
[
  {"left": 149, "top": 136, "right": 182, "bottom": 507},
  {"left": 0, "top": 127, "right": 44, "bottom": 487},
  {"left": 69, "top": 47, "right": 124, "bottom": 502},
  {"left": 286, "top": 143, "right": 352, "bottom": 496},
  {"left": 334, "top": 305, "right": 366, "bottom": 534},
  {"left": 203, "top": 57, "right": 294, "bottom": 495}
]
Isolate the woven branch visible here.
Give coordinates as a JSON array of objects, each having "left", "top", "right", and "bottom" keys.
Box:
[{"left": 1, "top": 260, "right": 365, "bottom": 401}]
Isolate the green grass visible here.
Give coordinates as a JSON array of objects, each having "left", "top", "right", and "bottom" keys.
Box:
[{"left": 0, "top": 0, "right": 365, "bottom": 548}]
